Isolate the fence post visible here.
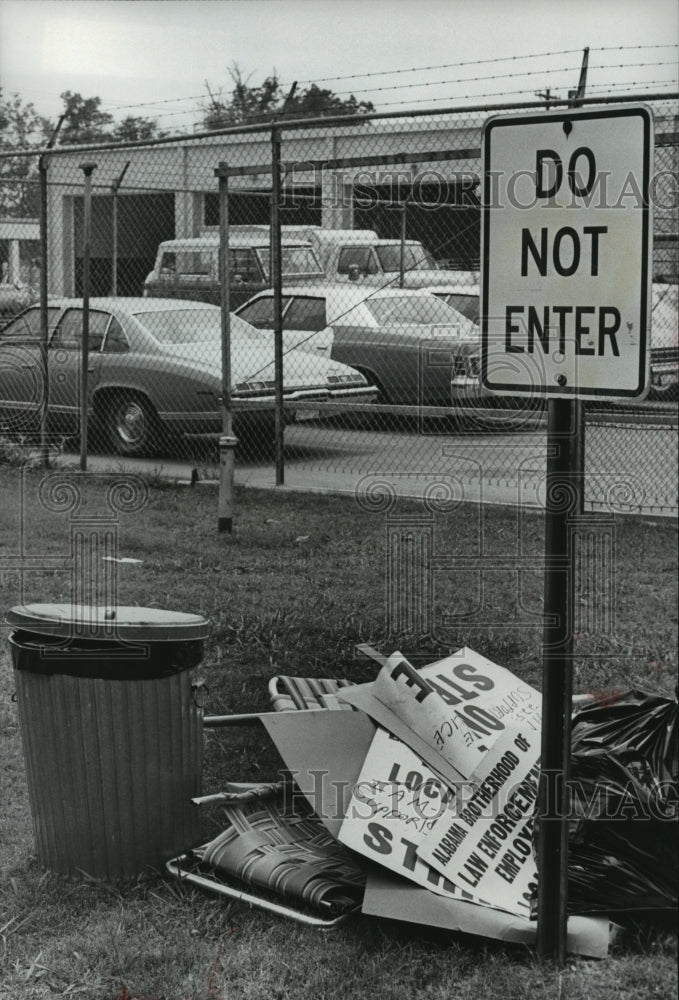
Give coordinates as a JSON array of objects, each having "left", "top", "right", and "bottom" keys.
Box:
[
  {"left": 79, "top": 162, "right": 97, "bottom": 473},
  {"left": 36, "top": 116, "right": 66, "bottom": 467},
  {"left": 110, "top": 161, "right": 130, "bottom": 296},
  {"left": 271, "top": 126, "right": 285, "bottom": 486},
  {"left": 37, "top": 153, "right": 50, "bottom": 468},
  {"left": 214, "top": 161, "right": 238, "bottom": 534}
]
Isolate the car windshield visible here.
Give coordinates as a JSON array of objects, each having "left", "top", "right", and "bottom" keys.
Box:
[
  {"left": 131, "top": 309, "right": 261, "bottom": 345},
  {"left": 256, "top": 246, "right": 323, "bottom": 278},
  {"left": 437, "top": 292, "right": 480, "bottom": 325},
  {"left": 365, "top": 295, "right": 474, "bottom": 330},
  {"left": 375, "top": 245, "right": 436, "bottom": 272},
  {"left": 160, "top": 250, "right": 213, "bottom": 276},
  {"left": 652, "top": 283, "right": 677, "bottom": 313}
]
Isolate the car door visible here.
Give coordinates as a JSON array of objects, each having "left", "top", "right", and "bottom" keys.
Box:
[
  {"left": 0, "top": 306, "right": 60, "bottom": 431},
  {"left": 236, "top": 293, "right": 282, "bottom": 333},
  {"left": 281, "top": 296, "right": 333, "bottom": 356},
  {"left": 229, "top": 247, "right": 267, "bottom": 309},
  {"left": 236, "top": 293, "right": 293, "bottom": 348},
  {"left": 237, "top": 293, "right": 332, "bottom": 357},
  {"left": 48, "top": 308, "right": 109, "bottom": 430}
]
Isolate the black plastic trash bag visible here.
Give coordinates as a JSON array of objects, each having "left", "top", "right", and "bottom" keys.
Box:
[{"left": 566, "top": 689, "right": 678, "bottom": 914}]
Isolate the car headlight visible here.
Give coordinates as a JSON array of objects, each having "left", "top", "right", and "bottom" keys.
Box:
[
  {"left": 326, "top": 372, "right": 366, "bottom": 385},
  {"left": 233, "top": 379, "right": 276, "bottom": 395}
]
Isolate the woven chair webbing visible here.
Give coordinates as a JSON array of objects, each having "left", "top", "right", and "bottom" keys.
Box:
[
  {"left": 201, "top": 797, "right": 364, "bottom": 912},
  {"left": 269, "top": 676, "right": 356, "bottom": 712}
]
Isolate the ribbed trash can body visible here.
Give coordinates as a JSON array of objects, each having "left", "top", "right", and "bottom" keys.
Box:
[{"left": 8, "top": 604, "right": 209, "bottom": 880}]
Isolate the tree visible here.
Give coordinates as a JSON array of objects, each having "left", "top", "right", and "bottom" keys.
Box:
[
  {"left": 285, "top": 84, "right": 375, "bottom": 120},
  {"left": 201, "top": 65, "right": 374, "bottom": 129},
  {"left": 112, "top": 115, "right": 164, "bottom": 143},
  {"left": 58, "top": 91, "right": 115, "bottom": 145},
  {"left": 0, "top": 89, "right": 51, "bottom": 216},
  {"left": 0, "top": 89, "right": 51, "bottom": 149},
  {"left": 56, "top": 92, "right": 165, "bottom": 145}
]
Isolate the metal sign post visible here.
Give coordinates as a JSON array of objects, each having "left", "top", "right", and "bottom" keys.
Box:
[
  {"left": 537, "top": 397, "right": 578, "bottom": 962},
  {"left": 481, "top": 104, "right": 652, "bottom": 963}
]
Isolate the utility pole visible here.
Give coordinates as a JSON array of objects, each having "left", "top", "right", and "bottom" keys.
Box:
[
  {"left": 536, "top": 47, "right": 589, "bottom": 111},
  {"left": 535, "top": 88, "right": 555, "bottom": 108}
]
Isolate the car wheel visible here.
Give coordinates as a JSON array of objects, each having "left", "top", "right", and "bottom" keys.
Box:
[{"left": 105, "top": 392, "right": 162, "bottom": 457}]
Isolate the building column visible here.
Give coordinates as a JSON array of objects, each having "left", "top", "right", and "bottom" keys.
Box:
[
  {"left": 320, "top": 136, "right": 353, "bottom": 229},
  {"left": 321, "top": 171, "right": 354, "bottom": 230},
  {"left": 49, "top": 187, "right": 71, "bottom": 296},
  {"left": 7, "top": 239, "right": 21, "bottom": 283}
]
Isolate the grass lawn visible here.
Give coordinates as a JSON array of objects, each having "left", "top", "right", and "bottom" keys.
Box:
[{"left": 0, "top": 464, "right": 676, "bottom": 1000}]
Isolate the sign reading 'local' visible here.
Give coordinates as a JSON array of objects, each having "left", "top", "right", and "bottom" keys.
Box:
[{"left": 481, "top": 105, "right": 653, "bottom": 399}]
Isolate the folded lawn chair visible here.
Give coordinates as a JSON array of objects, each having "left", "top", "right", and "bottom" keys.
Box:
[
  {"left": 268, "top": 675, "right": 356, "bottom": 712},
  {"left": 167, "top": 781, "right": 365, "bottom": 927},
  {"left": 169, "top": 667, "right": 370, "bottom": 921},
  {"left": 201, "top": 675, "right": 358, "bottom": 728}
]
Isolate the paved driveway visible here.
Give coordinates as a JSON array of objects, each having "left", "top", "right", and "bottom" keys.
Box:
[{"left": 53, "top": 408, "right": 677, "bottom": 518}]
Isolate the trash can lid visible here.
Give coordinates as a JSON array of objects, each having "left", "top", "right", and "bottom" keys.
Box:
[{"left": 6, "top": 604, "right": 210, "bottom": 641}]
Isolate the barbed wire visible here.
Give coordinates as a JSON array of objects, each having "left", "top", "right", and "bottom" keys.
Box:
[
  {"left": 91, "top": 44, "right": 679, "bottom": 117},
  {"left": 283, "top": 43, "right": 679, "bottom": 87},
  {"left": 94, "top": 67, "right": 678, "bottom": 130},
  {"left": 94, "top": 48, "right": 586, "bottom": 114},
  {"left": 324, "top": 59, "right": 676, "bottom": 99},
  {"left": 2, "top": 86, "right": 677, "bottom": 153}
]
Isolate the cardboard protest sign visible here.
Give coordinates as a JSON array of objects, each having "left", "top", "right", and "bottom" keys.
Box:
[
  {"left": 339, "top": 647, "right": 541, "bottom": 784},
  {"left": 338, "top": 728, "right": 480, "bottom": 901},
  {"left": 419, "top": 727, "right": 540, "bottom": 917},
  {"left": 261, "top": 709, "right": 376, "bottom": 838},
  {"left": 362, "top": 870, "right": 617, "bottom": 959}
]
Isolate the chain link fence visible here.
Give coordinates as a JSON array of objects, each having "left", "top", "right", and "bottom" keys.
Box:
[{"left": 0, "top": 95, "right": 676, "bottom": 515}]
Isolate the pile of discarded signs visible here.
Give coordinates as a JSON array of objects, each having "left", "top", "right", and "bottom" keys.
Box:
[{"left": 169, "top": 647, "right": 678, "bottom": 959}]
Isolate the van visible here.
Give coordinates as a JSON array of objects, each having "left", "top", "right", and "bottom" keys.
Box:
[
  {"left": 282, "top": 227, "right": 476, "bottom": 289},
  {"left": 143, "top": 230, "right": 325, "bottom": 308}
]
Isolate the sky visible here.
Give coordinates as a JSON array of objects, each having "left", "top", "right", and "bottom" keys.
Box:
[{"left": 1, "top": 0, "right": 677, "bottom": 133}]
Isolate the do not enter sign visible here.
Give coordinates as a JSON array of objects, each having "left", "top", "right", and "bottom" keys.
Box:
[{"left": 481, "top": 105, "right": 653, "bottom": 399}]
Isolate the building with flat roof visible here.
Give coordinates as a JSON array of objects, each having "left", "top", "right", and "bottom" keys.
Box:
[{"left": 41, "top": 105, "right": 677, "bottom": 297}]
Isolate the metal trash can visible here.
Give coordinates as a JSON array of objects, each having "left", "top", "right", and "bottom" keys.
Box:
[{"left": 7, "top": 603, "right": 209, "bottom": 880}]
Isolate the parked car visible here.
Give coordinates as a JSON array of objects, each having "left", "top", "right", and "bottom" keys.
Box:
[
  {"left": 0, "top": 297, "right": 376, "bottom": 456},
  {"left": 235, "top": 284, "right": 478, "bottom": 405},
  {"left": 143, "top": 231, "right": 325, "bottom": 309},
  {"left": 425, "top": 284, "right": 480, "bottom": 325},
  {"left": 449, "top": 282, "right": 678, "bottom": 407}
]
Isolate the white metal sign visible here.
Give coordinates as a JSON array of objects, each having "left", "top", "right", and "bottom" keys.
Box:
[{"left": 481, "top": 105, "right": 653, "bottom": 399}]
